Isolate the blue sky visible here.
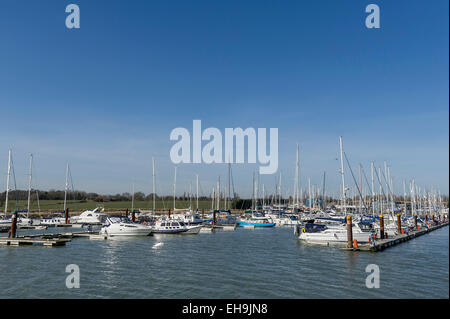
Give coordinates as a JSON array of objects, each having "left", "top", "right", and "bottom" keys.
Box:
[{"left": 0, "top": 0, "right": 448, "bottom": 198}]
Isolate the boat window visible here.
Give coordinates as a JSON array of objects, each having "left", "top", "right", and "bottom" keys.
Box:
[
  {"left": 179, "top": 222, "right": 185, "bottom": 226},
  {"left": 172, "top": 222, "right": 179, "bottom": 227},
  {"left": 161, "top": 223, "right": 166, "bottom": 227}
]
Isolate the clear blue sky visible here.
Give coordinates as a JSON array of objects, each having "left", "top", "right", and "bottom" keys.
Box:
[{"left": 0, "top": 0, "right": 448, "bottom": 198}]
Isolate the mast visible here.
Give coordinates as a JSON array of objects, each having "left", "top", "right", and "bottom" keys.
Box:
[
  {"left": 339, "top": 136, "right": 346, "bottom": 215},
  {"left": 4, "top": 149, "right": 11, "bottom": 216},
  {"left": 64, "top": 163, "right": 69, "bottom": 211},
  {"left": 371, "top": 162, "right": 375, "bottom": 215},
  {"left": 293, "top": 143, "right": 299, "bottom": 208},
  {"left": 227, "top": 162, "right": 231, "bottom": 210},
  {"left": 131, "top": 182, "right": 135, "bottom": 211},
  {"left": 308, "top": 177, "right": 311, "bottom": 212},
  {"left": 173, "top": 166, "right": 177, "bottom": 210},
  {"left": 196, "top": 174, "right": 199, "bottom": 211},
  {"left": 322, "top": 171, "right": 326, "bottom": 210},
  {"left": 152, "top": 157, "right": 156, "bottom": 213},
  {"left": 216, "top": 176, "right": 220, "bottom": 210},
  {"left": 27, "top": 154, "right": 33, "bottom": 218}
]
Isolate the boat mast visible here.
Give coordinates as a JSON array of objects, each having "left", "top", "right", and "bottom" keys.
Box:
[
  {"left": 27, "top": 154, "right": 33, "bottom": 218},
  {"left": 196, "top": 174, "right": 199, "bottom": 211},
  {"left": 173, "top": 166, "right": 177, "bottom": 210},
  {"left": 322, "top": 171, "right": 326, "bottom": 210},
  {"left": 339, "top": 136, "right": 346, "bottom": 215},
  {"left": 216, "top": 176, "right": 220, "bottom": 210},
  {"left": 131, "top": 182, "right": 135, "bottom": 211},
  {"left": 4, "top": 149, "right": 11, "bottom": 216},
  {"left": 371, "top": 162, "right": 375, "bottom": 215},
  {"left": 308, "top": 177, "right": 311, "bottom": 212},
  {"left": 293, "top": 143, "right": 299, "bottom": 209},
  {"left": 64, "top": 163, "right": 69, "bottom": 212},
  {"left": 152, "top": 157, "right": 156, "bottom": 213}
]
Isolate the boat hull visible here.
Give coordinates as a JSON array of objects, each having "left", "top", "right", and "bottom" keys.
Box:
[{"left": 237, "top": 221, "right": 276, "bottom": 227}]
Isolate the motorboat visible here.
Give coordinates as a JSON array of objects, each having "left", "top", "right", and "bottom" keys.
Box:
[
  {"left": 99, "top": 217, "right": 152, "bottom": 237},
  {"left": 70, "top": 207, "right": 108, "bottom": 225},
  {"left": 171, "top": 210, "right": 204, "bottom": 225},
  {"left": 237, "top": 212, "right": 275, "bottom": 227},
  {"left": 296, "top": 222, "right": 373, "bottom": 245},
  {"left": 151, "top": 219, "right": 201, "bottom": 234},
  {"left": 40, "top": 216, "right": 67, "bottom": 226}
]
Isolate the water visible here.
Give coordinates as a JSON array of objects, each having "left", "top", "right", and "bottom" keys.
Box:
[{"left": 0, "top": 226, "right": 448, "bottom": 298}]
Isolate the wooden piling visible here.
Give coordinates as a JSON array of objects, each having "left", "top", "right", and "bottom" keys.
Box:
[
  {"left": 125, "top": 208, "right": 129, "bottom": 218},
  {"left": 168, "top": 209, "right": 171, "bottom": 219},
  {"left": 9, "top": 211, "right": 17, "bottom": 238},
  {"left": 65, "top": 208, "right": 69, "bottom": 224},
  {"left": 131, "top": 210, "right": 135, "bottom": 222},
  {"left": 213, "top": 210, "right": 217, "bottom": 225},
  {"left": 425, "top": 214, "right": 428, "bottom": 223},
  {"left": 379, "top": 215, "right": 385, "bottom": 239},
  {"left": 414, "top": 214, "right": 418, "bottom": 229},
  {"left": 397, "top": 213, "right": 401, "bottom": 234},
  {"left": 346, "top": 216, "right": 353, "bottom": 249},
  {"left": 432, "top": 214, "right": 435, "bottom": 223}
]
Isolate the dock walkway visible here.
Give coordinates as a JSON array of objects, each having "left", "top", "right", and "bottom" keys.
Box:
[{"left": 342, "top": 222, "right": 449, "bottom": 252}]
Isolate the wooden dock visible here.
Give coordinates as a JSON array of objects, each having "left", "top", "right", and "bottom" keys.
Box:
[
  {"left": 0, "top": 231, "right": 98, "bottom": 247},
  {"left": 0, "top": 237, "right": 71, "bottom": 247},
  {"left": 342, "top": 222, "right": 449, "bottom": 252}
]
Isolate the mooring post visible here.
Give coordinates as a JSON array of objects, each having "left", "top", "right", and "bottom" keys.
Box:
[
  {"left": 213, "top": 210, "right": 216, "bottom": 225},
  {"left": 379, "top": 215, "right": 385, "bottom": 239},
  {"left": 65, "top": 208, "right": 69, "bottom": 224},
  {"left": 9, "top": 211, "right": 17, "bottom": 238},
  {"left": 414, "top": 214, "right": 418, "bottom": 230},
  {"left": 425, "top": 214, "right": 428, "bottom": 224},
  {"left": 168, "top": 209, "right": 171, "bottom": 219},
  {"left": 202, "top": 208, "right": 204, "bottom": 218},
  {"left": 346, "top": 216, "right": 353, "bottom": 249},
  {"left": 432, "top": 214, "right": 435, "bottom": 224},
  {"left": 397, "top": 213, "right": 401, "bottom": 235},
  {"left": 125, "top": 208, "right": 129, "bottom": 218},
  {"left": 131, "top": 210, "right": 135, "bottom": 222}
]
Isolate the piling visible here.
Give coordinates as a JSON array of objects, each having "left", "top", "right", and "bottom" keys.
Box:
[
  {"left": 379, "top": 215, "right": 385, "bottom": 239},
  {"left": 414, "top": 214, "right": 418, "bottom": 230},
  {"left": 346, "top": 216, "right": 353, "bottom": 249},
  {"left": 425, "top": 214, "right": 428, "bottom": 223},
  {"left": 432, "top": 214, "right": 435, "bottom": 223},
  {"left": 168, "top": 209, "right": 171, "bottom": 219},
  {"left": 8, "top": 211, "right": 17, "bottom": 238},
  {"left": 125, "top": 208, "right": 129, "bottom": 218},
  {"left": 65, "top": 208, "right": 69, "bottom": 224},
  {"left": 131, "top": 210, "right": 135, "bottom": 222},
  {"left": 397, "top": 214, "right": 401, "bottom": 234},
  {"left": 213, "top": 210, "right": 216, "bottom": 225}
]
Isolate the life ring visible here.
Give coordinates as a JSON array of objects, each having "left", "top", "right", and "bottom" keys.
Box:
[{"left": 301, "top": 228, "right": 306, "bottom": 233}]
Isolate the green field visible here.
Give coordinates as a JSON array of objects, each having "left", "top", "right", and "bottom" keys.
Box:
[{"left": 0, "top": 199, "right": 238, "bottom": 213}]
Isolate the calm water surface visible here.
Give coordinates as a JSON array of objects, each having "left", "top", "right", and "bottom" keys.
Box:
[{"left": 0, "top": 226, "right": 448, "bottom": 298}]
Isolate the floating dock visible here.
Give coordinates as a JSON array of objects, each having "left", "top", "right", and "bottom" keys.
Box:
[
  {"left": 342, "top": 222, "right": 448, "bottom": 252},
  {"left": 0, "top": 231, "right": 99, "bottom": 247}
]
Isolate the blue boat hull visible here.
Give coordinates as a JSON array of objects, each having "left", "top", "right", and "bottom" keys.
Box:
[{"left": 237, "top": 221, "right": 276, "bottom": 227}]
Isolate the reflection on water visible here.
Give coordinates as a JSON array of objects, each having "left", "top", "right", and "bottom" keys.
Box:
[{"left": 0, "top": 226, "right": 448, "bottom": 298}]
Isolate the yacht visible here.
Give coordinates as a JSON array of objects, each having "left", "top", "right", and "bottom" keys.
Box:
[
  {"left": 70, "top": 207, "right": 108, "bottom": 225},
  {"left": 296, "top": 222, "right": 373, "bottom": 245},
  {"left": 99, "top": 217, "right": 152, "bottom": 237},
  {"left": 237, "top": 212, "right": 275, "bottom": 227},
  {"left": 152, "top": 219, "right": 201, "bottom": 234}
]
